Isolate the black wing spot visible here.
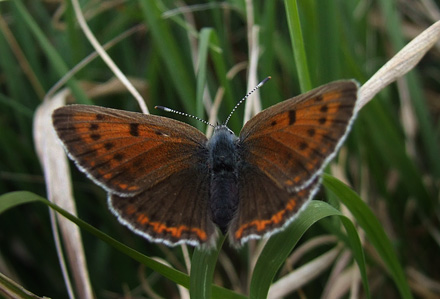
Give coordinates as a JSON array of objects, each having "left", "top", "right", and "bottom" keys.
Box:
[
  {"left": 318, "top": 117, "right": 327, "bottom": 124},
  {"left": 320, "top": 105, "right": 328, "bottom": 112},
  {"left": 307, "top": 128, "right": 315, "bottom": 137},
  {"left": 113, "top": 153, "right": 124, "bottom": 161},
  {"left": 288, "top": 110, "right": 296, "bottom": 125},
  {"left": 104, "top": 142, "right": 114, "bottom": 150},
  {"left": 90, "top": 133, "right": 101, "bottom": 141},
  {"left": 129, "top": 123, "right": 139, "bottom": 136},
  {"left": 299, "top": 142, "right": 308, "bottom": 150},
  {"left": 96, "top": 114, "right": 105, "bottom": 120},
  {"left": 90, "top": 123, "right": 99, "bottom": 130},
  {"left": 314, "top": 95, "right": 323, "bottom": 102}
]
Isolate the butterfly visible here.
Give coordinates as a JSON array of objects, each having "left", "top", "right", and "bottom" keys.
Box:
[{"left": 52, "top": 79, "right": 359, "bottom": 248}]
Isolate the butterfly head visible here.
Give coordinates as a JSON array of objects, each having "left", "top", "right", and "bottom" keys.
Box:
[
  {"left": 209, "top": 125, "right": 238, "bottom": 149},
  {"left": 213, "top": 124, "right": 235, "bottom": 136}
]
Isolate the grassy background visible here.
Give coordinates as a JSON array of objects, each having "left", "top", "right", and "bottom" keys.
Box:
[{"left": 1, "top": 0, "right": 439, "bottom": 298}]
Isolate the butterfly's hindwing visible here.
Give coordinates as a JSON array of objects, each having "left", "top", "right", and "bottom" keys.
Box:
[
  {"left": 110, "top": 163, "right": 217, "bottom": 247},
  {"left": 229, "top": 163, "right": 321, "bottom": 246}
]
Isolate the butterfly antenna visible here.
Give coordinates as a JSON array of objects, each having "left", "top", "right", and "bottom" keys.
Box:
[
  {"left": 155, "top": 106, "right": 216, "bottom": 128},
  {"left": 224, "top": 76, "right": 271, "bottom": 126}
]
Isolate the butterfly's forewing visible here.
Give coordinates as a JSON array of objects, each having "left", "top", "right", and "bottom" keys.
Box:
[
  {"left": 53, "top": 105, "right": 216, "bottom": 246},
  {"left": 238, "top": 80, "right": 358, "bottom": 192},
  {"left": 52, "top": 105, "right": 208, "bottom": 196}
]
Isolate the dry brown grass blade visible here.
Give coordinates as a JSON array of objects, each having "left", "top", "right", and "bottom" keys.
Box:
[
  {"left": 243, "top": 0, "right": 262, "bottom": 124},
  {"left": 358, "top": 20, "right": 440, "bottom": 111},
  {"left": 33, "top": 89, "right": 93, "bottom": 299},
  {"left": 243, "top": 25, "right": 262, "bottom": 124},
  {"left": 323, "top": 265, "right": 361, "bottom": 299},
  {"left": 280, "top": 235, "right": 338, "bottom": 275},
  {"left": 407, "top": 266, "right": 440, "bottom": 298},
  {"left": 45, "top": 24, "right": 145, "bottom": 100},
  {"left": 267, "top": 246, "right": 342, "bottom": 298},
  {"left": 71, "top": 0, "right": 148, "bottom": 114}
]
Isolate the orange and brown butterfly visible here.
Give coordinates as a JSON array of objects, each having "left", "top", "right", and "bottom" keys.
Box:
[{"left": 52, "top": 79, "right": 359, "bottom": 248}]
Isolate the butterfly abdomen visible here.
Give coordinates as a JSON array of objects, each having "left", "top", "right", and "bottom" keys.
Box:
[{"left": 208, "top": 126, "right": 239, "bottom": 233}]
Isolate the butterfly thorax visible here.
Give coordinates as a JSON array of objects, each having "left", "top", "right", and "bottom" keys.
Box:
[{"left": 207, "top": 125, "right": 239, "bottom": 234}]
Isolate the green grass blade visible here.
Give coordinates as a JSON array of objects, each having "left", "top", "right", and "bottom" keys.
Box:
[
  {"left": 361, "top": 101, "right": 430, "bottom": 210},
  {"left": 0, "top": 191, "right": 190, "bottom": 286},
  {"left": 0, "top": 94, "right": 34, "bottom": 118},
  {"left": 206, "top": 32, "right": 238, "bottom": 129},
  {"left": 315, "top": 0, "right": 340, "bottom": 82},
  {"left": 139, "top": 1, "right": 196, "bottom": 113},
  {"left": 284, "top": 0, "right": 312, "bottom": 91},
  {"left": 0, "top": 272, "right": 44, "bottom": 299},
  {"left": 0, "top": 191, "right": 242, "bottom": 297},
  {"left": 323, "top": 174, "right": 413, "bottom": 299},
  {"left": 0, "top": 191, "right": 41, "bottom": 213},
  {"left": 12, "top": 0, "right": 89, "bottom": 104},
  {"left": 250, "top": 200, "right": 369, "bottom": 298},
  {"left": 190, "top": 237, "right": 222, "bottom": 299}
]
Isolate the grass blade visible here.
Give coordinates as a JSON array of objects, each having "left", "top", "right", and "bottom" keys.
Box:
[
  {"left": 250, "top": 200, "right": 369, "bottom": 298},
  {"left": 323, "top": 174, "right": 412, "bottom": 299},
  {"left": 284, "top": 0, "right": 312, "bottom": 91}
]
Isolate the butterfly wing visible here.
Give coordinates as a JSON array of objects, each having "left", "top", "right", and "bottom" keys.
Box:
[
  {"left": 230, "top": 81, "right": 358, "bottom": 244},
  {"left": 52, "top": 105, "right": 209, "bottom": 195},
  {"left": 229, "top": 164, "right": 320, "bottom": 246},
  {"left": 110, "top": 163, "right": 217, "bottom": 247},
  {"left": 53, "top": 105, "right": 216, "bottom": 246},
  {"left": 238, "top": 80, "right": 358, "bottom": 192}
]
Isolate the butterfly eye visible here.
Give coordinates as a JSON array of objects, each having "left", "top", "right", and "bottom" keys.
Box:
[{"left": 223, "top": 126, "right": 234, "bottom": 135}]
